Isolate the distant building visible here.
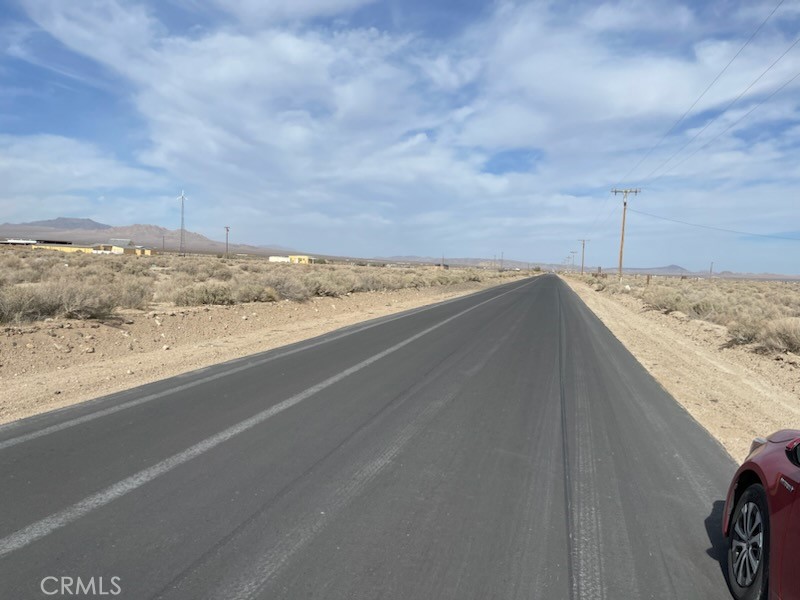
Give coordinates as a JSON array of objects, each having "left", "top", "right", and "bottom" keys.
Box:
[
  {"left": 93, "top": 244, "right": 118, "bottom": 254},
  {"left": 0, "top": 239, "right": 37, "bottom": 246},
  {"left": 32, "top": 243, "right": 93, "bottom": 254},
  {"left": 93, "top": 243, "right": 155, "bottom": 256},
  {"left": 269, "top": 256, "right": 291, "bottom": 263},
  {"left": 289, "top": 255, "right": 315, "bottom": 264}
]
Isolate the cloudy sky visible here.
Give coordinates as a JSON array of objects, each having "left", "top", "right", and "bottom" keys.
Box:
[{"left": 1, "top": 0, "right": 799, "bottom": 272}]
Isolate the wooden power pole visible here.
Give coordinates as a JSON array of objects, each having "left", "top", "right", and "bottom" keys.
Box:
[
  {"left": 611, "top": 188, "right": 640, "bottom": 280},
  {"left": 578, "top": 239, "right": 589, "bottom": 275},
  {"left": 225, "top": 226, "right": 230, "bottom": 258}
]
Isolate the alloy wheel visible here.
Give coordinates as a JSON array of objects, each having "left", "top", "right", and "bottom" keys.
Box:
[{"left": 731, "top": 501, "right": 764, "bottom": 588}]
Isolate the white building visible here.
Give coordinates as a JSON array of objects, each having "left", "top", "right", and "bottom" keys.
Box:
[{"left": 269, "top": 256, "right": 290, "bottom": 263}]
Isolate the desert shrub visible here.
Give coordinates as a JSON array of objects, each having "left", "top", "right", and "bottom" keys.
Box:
[
  {"left": 264, "top": 272, "right": 313, "bottom": 301},
  {"left": 172, "top": 283, "right": 235, "bottom": 306},
  {"left": 117, "top": 278, "right": 154, "bottom": 309},
  {"left": 120, "top": 259, "right": 152, "bottom": 277},
  {"left": 727, "top": 319, "right": 761, "bottom": 345},
  {"left": 465, "top": 270, "right": 482, "bottom": 282},
  {"left": 0, "top": 284, "right": 61, "bottom": 322},
  {"left": 312, "top": 270, "right": 361, "bottom": 296},
  {"left": 759, "top": 318, "right": 800, "bottom": 353},
  {"left": 4, "top": 267, "right": 45, "bottom": 284},
  {"left": 207, "top": 262, "right": 234, "bottom": 281},
  {"left": 641, "top": 287, "right": 681, "bottom": 312},
  {"left": 57, "top": 280, "right": 118, "bottom": 319},
  {"left": 233, "top": 283, "right": 279, "bottom": 303}
]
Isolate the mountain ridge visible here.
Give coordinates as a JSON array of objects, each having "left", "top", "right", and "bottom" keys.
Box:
[{"left": 0, "top": 219, "right": 294, "bottom": 256}]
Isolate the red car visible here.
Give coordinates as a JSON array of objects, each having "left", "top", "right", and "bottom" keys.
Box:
[{"left": 724, "top": 429, "right": 800, "bottom": 600}]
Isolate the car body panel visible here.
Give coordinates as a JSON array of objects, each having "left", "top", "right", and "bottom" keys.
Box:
[
  {"left": 777, "top": 464, "right": 800, "bottom": 600},
  {"left": 723, "top": 429, "right": 800, "bottom": 600}
]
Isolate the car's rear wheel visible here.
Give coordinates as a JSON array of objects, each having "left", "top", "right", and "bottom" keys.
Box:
[{"left": 727, "top": 484, "right": 769, "bottom": 600}]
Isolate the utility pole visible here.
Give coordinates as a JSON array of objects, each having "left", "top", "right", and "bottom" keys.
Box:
[
  {"left": 578, "top": 239, "right": 589, "bottom": 275},
  {"left": 500, "top": 251, "right": 504, "bottom": 271},
  {"left": 611, "top": 188, "right": 641, "bottom": 280},
  {"left": 570, "top": 250, "right": 577, "bottom": 271},
  {"left": 709, "top": 261, "right": 714, "bottom": 277},
  {"left": 177, "top": 190, "right": 187, "bottom": 257},
  {"left": 225, "top": 226, "right": 230, "bottom": 259}
]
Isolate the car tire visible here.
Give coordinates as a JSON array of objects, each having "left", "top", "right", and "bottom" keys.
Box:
[{"left": 727, "top": 484, "right": 770, "bottom": 600}]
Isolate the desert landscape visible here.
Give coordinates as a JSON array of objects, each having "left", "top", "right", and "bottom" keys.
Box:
[
  {"left": 4, "top": 246, "right": 799, "bottom": 462},
  {"left": 0, "top": 247, "right": 527, "bottom": 423},
  {"left": 565, "top": 274, "right": 800, "bottom": 460}
]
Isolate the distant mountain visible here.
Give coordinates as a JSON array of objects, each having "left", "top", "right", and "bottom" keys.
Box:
[
  {"left": 0, "top": 220, "right": 294, "bottom": 256},
  {"left": 16, "top": 217, "right": 112, "bottom": 230},
  {"left": 622, "top": 264, "right": 691, "bottom": 276},
  {"left": 380, "top": 255, "right": 537, "bottom": 269}
]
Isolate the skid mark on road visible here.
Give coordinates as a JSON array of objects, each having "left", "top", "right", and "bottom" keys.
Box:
[
  {"left": 0, "top": 282, "right": 533, "bottom": 559},
  {"left": 213, "top": 323, "right": 518, "bottom": 600},
  {"left": 558, "top": 287, "right": 610, "bottom": 600}
]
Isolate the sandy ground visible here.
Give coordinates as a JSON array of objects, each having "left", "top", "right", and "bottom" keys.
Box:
[
  {"left": 0, "top": 278, "right": 527, "bottom": 425},
  {"left": 563, "top": 276, "right": 800, "bottom": 461}
]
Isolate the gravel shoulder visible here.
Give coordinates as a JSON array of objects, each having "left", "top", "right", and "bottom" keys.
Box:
[
  {"left": 563, "top": 276, "right": 800, "bottom": 461},
  {"left": 0, "top": 278, "right": 527, "bottom": 425}
]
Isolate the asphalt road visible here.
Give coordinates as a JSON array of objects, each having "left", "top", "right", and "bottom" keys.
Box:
[{"left": 0, "top": 274, "right": 737, "bottom": 599}]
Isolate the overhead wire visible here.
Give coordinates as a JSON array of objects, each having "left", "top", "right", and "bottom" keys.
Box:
[
  {"left": 588, "top": 1, "right": 796, "bottom": 246},
  {"left": 640, "top": 31, "right": 800, "bottom": 184},
  {"left": 648, "top": 65, "right": 800, "bottom": 185},
  {"left": 615, "top": 0, "right": 785, "bottom": 187},
  {"left": 628, "top": 208, "right": 800, "bottom": 241}
]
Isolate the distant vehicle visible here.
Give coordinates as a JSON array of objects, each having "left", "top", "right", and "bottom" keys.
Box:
[{"left": 723, "top": 430, "right": 800, "bottom": 600}]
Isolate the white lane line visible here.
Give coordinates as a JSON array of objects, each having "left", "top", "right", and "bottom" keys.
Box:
[
  {"left": 0, "top": 281, "right": 531, "bottom": 558},
  {"left": 0, "top": 280, "right": 531, "bottom": 452},
  {"left": 222, "top": 317, "right": 518, "bottom": 600}
]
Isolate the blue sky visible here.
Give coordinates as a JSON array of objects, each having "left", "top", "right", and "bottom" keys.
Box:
[{"left": 2, "top": 0, "right": 800, "bottom": 273}]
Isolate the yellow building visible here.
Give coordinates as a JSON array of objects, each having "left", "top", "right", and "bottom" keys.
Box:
[
  {"left": 32, "top": 244, "right": 93, "bottom": 254},
  {"left": 289, "top": 255, "right": 314, "bottom": 264}
]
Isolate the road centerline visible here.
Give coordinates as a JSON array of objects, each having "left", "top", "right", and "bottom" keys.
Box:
[{"left": 0, "top": 279, "right": 535, "bottom": 558}]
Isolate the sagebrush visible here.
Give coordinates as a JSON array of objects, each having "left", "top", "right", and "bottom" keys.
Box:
[
  {"left": 580, "top": 274, "right": 800, "bottom": 352},
  {"left": 0, "top": 249, "right": 523, "bottom": 323}
]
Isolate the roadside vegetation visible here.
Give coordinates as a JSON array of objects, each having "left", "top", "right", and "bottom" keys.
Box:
[
  {"left": 579, "top": 274, "right": 800, "bottom": 353},
  {"left": 0, "top": 249, "right": 523, "bottom": 323}
]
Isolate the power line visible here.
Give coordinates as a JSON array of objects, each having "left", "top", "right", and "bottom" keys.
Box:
[
  {"left": 628, "top": 207, "right": 800, "bottom": 241},
  {"left": 649, "top": 64, "right": 800, "bottom": 185},
  {"left": 641, "top": 31, "right": 800, "bottom": 184},
  {"left": 616, "top": 0, "right": 785, "bottom": 186}
]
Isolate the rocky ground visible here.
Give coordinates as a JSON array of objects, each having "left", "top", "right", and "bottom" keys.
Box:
[
  {"left": 0, "top": 278, "right": 527, "bottom": 425},
  {"left": 564, "top": 276, "right": 800, "bottom": 461}
]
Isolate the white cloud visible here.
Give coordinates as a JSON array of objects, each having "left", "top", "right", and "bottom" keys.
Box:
[
  {"left": 211, "top": 0, "right": 378, "bottom": 24},
  {"left": 6, "top": 0, "right": 800, "bottom": 270},
  {"left": 0, "top": 134, "right": 165, "bottom": 195}
]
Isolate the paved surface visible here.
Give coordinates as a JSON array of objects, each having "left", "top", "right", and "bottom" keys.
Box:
[{"left": 0, "top": 275, "right": 736, "bottom": 599}]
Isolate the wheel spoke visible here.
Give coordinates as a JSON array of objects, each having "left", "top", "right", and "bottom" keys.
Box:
[
  {"left": 735, "top": 548, "right": 747, "bottom": 584},
  {"left": 734, "top": 520, "right": 747, "bottom": 540},
  {"left": 747, "top": 548, "right": 758, "bottom": 578},
  {"left": 748, "top": 510, "right": 762, "bottom": 538}
]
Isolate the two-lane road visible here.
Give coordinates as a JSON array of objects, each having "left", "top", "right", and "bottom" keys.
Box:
[{"left": 0, "top": 275, "right": 736, "bottom": 599}]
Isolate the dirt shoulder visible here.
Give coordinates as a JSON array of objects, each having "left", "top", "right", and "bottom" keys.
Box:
[
  {"left": 563, "top": 276, "right": 800, "bottom": 461},
  {"left": 1, "top": 277, "right": 527, "bottom": 425}
]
